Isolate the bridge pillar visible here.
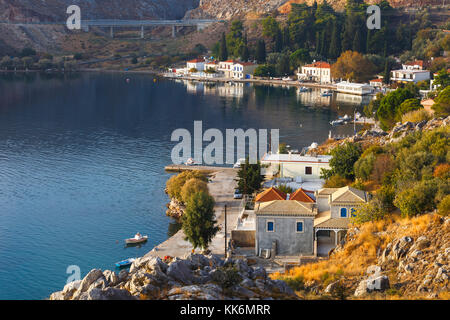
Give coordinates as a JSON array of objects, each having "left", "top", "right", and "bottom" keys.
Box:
[
  {"left": 172, "top": 25, "right": 176, "bottom": 38},
  {"left": 110, "top": 26, "right": 114, "bottom": 38},
  {"left": 141, "top": 26, "right": 144, "bottom": 39}
]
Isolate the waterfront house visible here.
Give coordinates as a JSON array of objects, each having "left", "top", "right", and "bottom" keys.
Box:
[
  {"left": 313, "top": 186, "right": 369, "bottom": 256},
  {"left": 391, "top": 69, "right": 430, "bottom": 84},
  {"left": 369, "top": 78, "right": 383, "bottom": 88},
  {"left": 250, "top": 185, "right": 368, "bottom": 257},
  {"left": 186, "top": 58, "right": 205, "bottom": 72},
  {"left": 297, "top": 61, "right": 332, "bottom": 84},
  {"left": 204, "top": 60, "right": 220, "bottom": 72},
  {"left": 232, "top": 62, "right": 258, "bottom": 79},
  {"left": 219, "top": 60, "right": 238, "bottom": 78},
  {"left": 255, "top": 200, "right": 318, "bottom": 256},
  {"left": 260, "top": 153, "right": 332, "bottom": 180},
  {"left": 336, "top": 81, "right": 373, "bottom": 95}
]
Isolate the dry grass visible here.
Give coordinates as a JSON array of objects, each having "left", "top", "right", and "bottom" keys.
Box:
[{"left": 271, "top": 214, "right": 438, "bottom": 285}]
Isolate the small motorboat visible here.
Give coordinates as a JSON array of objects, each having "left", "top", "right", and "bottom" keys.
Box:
[
  {"left": 185, "top": 158, "right": 197, "bottom": 166},
  {"left": 321, "top": 89, "right": 333, "bottom": 97},
  {"left": 298, "top": 86, "right": 310, "bottom": 92},
  {"left": 115, "top": 257, "right": 136, "bottom": 268},
  {"left": 125, "top": 233, "right": 148, "bottom": 245},
  {"left": 330, "top": 119, "right": 344, "bottom": 126}
]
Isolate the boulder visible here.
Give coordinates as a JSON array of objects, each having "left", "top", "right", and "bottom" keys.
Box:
[
  {"left": 118, "top": 269, "right": 129, "bottom": 283},
  {"left": 390, "top": 236, "right": 414, "bottom": 260},
  {"left": 73, "top": 269, "right": 104, "bottom": 298},
  {"left": 354, "top": 280, "right": 368, "bottom": 297},
  {"left": 271, "top": 280, "right": 295, "bottom": 295},
  {"left": 366, "top": 275, "right": 390, "bottom": 292},
  {"left": 59, "top": 280, "right": 81, "bottom": 300},
  {"left": 185, "top": 253, "right": 210, "bottom": 270},
  {"left": 103, "top": 270, "right": 119, "bottom": 287},
  {"left": 166, "top": 259, "right": 194, "bottom": 284},
  {"left": 252, "top": 266, "right": 266, "bottom": 280},
  {"left": 86, "top": 287, "right": 136, "bottom": 300},
  {"left": 233, "top": 285, "right": 256, "bottom": 298},
  {"left": 147, "top": 256, "right": 168, "bottom": 273}
]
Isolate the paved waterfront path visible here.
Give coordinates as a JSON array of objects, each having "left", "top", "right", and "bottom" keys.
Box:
[{"left": 145, "top": 168, "right": 240, "bottom": 259}]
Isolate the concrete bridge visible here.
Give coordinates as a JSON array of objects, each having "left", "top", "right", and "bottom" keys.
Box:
[{"left": 0, "top": 19, "right": 221, "bottom": 39}]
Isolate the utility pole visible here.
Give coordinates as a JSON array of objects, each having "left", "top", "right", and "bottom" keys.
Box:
[{"left": 224, "top": 205, "right": 227, "bottom": 258}]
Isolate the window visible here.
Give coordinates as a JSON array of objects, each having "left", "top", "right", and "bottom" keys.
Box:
[
  {"left": 267, "top": 221, "right": 274, "bottom": 232},
  {"left": 351, "top": 208, "right": 357, "bottom": 217},
  {"left": 340, "top": 208, "right": 347, "bottom": 218},
  {"left": 296, "top": 221, "right": 304, "bottom": 233},
  {"left": 305, "top": 166, "right": 312, "bottom": 175}
]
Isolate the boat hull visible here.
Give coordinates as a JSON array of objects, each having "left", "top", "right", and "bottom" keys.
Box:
[{"left": 125, "top": 236, "right": 148, "bottom": 244}]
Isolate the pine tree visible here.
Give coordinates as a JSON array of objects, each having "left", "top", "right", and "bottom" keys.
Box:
[
  {"left": 182, "top": 191, "right": 219, "bottom": 251},
  {"left": 219, "top": 32, "right": 228, "bottom": 61},
  {"left": 366, "top": 29, "right": 371, "bottom": 54}
]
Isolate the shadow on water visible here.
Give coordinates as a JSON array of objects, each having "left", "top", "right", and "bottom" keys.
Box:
[{"left": 167, "top": 219, "right": 182, "bottom": 238}]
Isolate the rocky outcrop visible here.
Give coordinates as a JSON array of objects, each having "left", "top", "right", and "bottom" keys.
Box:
[
  {"left": 166, "top": 198, "right": 185, "bottom": 219},
  {"left": 50, "top": 254, "right": 298, "bottom": 300}
]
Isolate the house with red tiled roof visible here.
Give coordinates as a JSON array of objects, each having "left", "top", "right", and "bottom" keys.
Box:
[
  {"left": 402, "top": 60, "right": 425, "bottom": 71},
  {"left": 298, "top": 60, "right": 332, "bottom": 83},
  {"left": 186, "top": 58, "right": 205, "bottom": 71},
  {"left": 369, "top": 78, "right": 383, "bottom": 88},
  {"left": 288, "top": 188, "right": 315, "bottom": 203},
  {"left": 254, "top": 187, "right": 287, "bottom": 202}
]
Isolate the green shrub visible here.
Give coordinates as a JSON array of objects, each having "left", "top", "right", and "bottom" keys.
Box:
[
  {"left": 351, "top": 199, "right": 386, "bottom": 225},
  {"left": 354, "top": 153, "right": 375, "bottom": 181},
  {"left": 166, "top": 171, "right": 208, "bottom": 201},
  {"left": 180, "top": 178, "right": 209, "bottom": 203},
  {"left": 211, "top": 266, "right": 242, "bottom": 291},
  {"left": 278, "top": 184, "right": 293, "bottom": 194},
  {"left": 394, "top": 179, "right": 438, "bottom": 217},
  {"left": 321, "top": 142, "right": 362, "bottom": 180},
  {"left": 437, "top": 195, "right": 450, "bottom": 216}
]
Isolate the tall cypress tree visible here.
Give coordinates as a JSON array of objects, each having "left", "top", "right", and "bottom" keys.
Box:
[
  {"left": 256, "top": 39, "right": 266, "bottom": 63},
  {"left": 275, "top": 28, "right": 283, "bottom": 52},
  {"left": 352, "top": 29, "right": 361, "bottom": 53},
  {"left": 329, "top": 20, "right": 340, "bottom": 59},
  {"left": 366, "top": 29, "right": 371, "bottom": 54},
  {"left": 383, "top": 60, "right": 390, "bottom": 84},
  {"left": 219, "top": 32, "right": 228, "bottom": 61}
]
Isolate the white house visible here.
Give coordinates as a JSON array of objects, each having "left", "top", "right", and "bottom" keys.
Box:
[
  {"left": 218, "top": 60, "right": 237, "bottom": 78},
  {"left": 186, "top": 58, "right": 205, "bottom": 72},
  {"left": 336, "top": 81, "right": 373, "bottom": 95},
  {"left": 369, "top": 78, "right": 383, "bottom": 88},
  {"left": 402, "top": 60, "right": 424, "bottom": 71},
  {"left": 204, "top": 60, "right": 219, "bottom": 72},
  {"left": 298, "top": 61, "right": 332, "bottom": 83},
  {"left": 391, "top": 69, "right": 430, "bottom": 83},
  {"left": 261, "top": 153, "right": 332, "bottom": 180},
  {"left": 232, "top": 62, "right": 258, "bottom": 79}
]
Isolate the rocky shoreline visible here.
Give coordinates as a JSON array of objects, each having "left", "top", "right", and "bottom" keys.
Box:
[
  {"left": 50, "top": 254, "right": 296, "bottom": 300},
  {"left": 166, "top": 198, "right": 185, "bottom": 219}
]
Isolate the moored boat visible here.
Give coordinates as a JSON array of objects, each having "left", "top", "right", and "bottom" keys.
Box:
[
  {"left": 125, "top": 234, "right": 148, "bottom": 245},
  {"left": 115, "top": 258, "right": 136, "bottom": 268}
]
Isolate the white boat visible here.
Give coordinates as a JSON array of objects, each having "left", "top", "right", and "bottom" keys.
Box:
[
  {"left": 321, "top": 90, "right": 333, "bottom": 97},
  {"left": 298, "top": 86, "right": 310, "bottom": 92},
  {"left": 282, "top": 76, "right": 292, "bottom": 81},
  {"left": 341, "top": 114, "right": 351, "bottom": 121},
  {"left": 330, "top": 119, "right": 344, "bottom": 126},
  {"left": 233, "top": 158, "right": 246, "bottom": 168},
  {"left": 185, "top": 158, "right": 197, "bottom": 166},
  {"left": 125, "top": 233, "right": 148, "bottom": 244}
]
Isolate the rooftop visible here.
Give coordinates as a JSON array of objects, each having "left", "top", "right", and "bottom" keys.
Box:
[
  {"left": 303, "top": 61, "right": 331, "bottom": 69},
  {"left": 392, "top": 69, "right": 430, "bottom": 74},
  {"left": 289, "top": 188, "right": 315, "bottom": 202},
  {"left": 255, "top": 187, "right": 286, "bottom": 202},
  {"left": 261, "top": 153, "right": 332, "bottom": 163},
  {"left": 330, "top": 186, "right": 368, "bottom": 204},
  {"left": 337, "top": 81, "right": 372, "bottom": 88},
  {"left": 256, "top": 200, "right": 317, "bottom": 216}
]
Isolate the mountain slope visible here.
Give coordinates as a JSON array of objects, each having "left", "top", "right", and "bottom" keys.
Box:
[{"left": 0, "top": 0, "right": 200, "bottom": 21}]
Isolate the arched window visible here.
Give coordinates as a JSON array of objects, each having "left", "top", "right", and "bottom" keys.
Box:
[{"left": 340, "top": 207, "right": 347, "bottom": 218}]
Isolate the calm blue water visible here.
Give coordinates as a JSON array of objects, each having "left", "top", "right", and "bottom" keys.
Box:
[{"left": 0, "top": 72, "right": 366, "bottom": 299}]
